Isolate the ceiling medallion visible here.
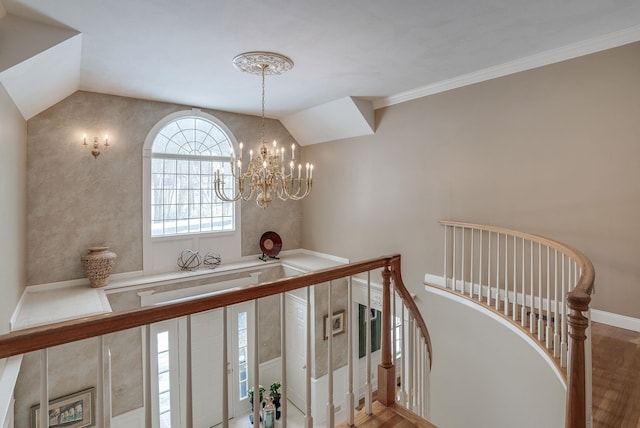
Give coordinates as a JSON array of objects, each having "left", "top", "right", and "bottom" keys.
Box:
[
  {"left": 214, "top": 51, "right": 313, "bottom": 209},
  {"left": 232, "top": 51, "right": 294, "bottom": 76}
]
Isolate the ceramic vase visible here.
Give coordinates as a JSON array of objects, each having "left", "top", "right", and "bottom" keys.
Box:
[{"left": 81, "top": 246, "right": 117, "bottom": 288}]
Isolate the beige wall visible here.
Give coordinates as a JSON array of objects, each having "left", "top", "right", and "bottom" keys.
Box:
[
  {"left": 26, "top": 91, "right": 302, "bottom": 286},
  {"left": 0, "top": 83, "right": 26, "bottom": 333},
  {"left": 302, "top": 42, "right": 640, "bottom": 318}
]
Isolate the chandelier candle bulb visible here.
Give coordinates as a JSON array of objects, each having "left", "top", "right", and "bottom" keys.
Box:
[
  {"left": 291, "top": 144, "right": 295, "bottom": 160},
  {"left": 239, "top": 142, "right": 243, "bottom": 158},
  {"left": 83, "top": 134, "right": 87, "bottom": 146},
  {"left": 105, "top": 135, "right": 109, "bottom": 146}
]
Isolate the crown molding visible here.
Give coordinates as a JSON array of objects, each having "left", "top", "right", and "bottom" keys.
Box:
[{"left": 373, "top": 25, "right": 640, "bottom": 110}]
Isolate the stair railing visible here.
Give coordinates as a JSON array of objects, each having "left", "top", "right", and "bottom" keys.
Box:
[
  {"left": 436, "top": 221, "right": 595, "bottom": 428},
  {"left": 0, "top": 254, "right": 432, "bottom": 428}
]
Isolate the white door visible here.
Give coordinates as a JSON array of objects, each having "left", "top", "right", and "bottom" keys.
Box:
[
  {"left": 190, "top": 309, "right": 226, "bottom": 427},
  {"left": 285, "top": 294, "right": 307, "bottom": 411}
]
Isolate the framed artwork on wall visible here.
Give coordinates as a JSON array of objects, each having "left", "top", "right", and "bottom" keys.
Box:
[
  {"left": 323, "top": 310, "right": 346, "bottom": 340},
  {"left": 30, "top": 387, "right": 95, "bottom": 428}
]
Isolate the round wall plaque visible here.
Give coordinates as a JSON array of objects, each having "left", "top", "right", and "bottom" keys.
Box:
[{"left": 259, "top": 231, "right": 282, "bottom": 261}]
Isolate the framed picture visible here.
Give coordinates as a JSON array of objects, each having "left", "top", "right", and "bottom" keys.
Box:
[
  {"left": 30, "top": 387, "right": 95, "bottom": 428},
  {"left": 323, "top": 310, "right": 345, "bottom": 340}
]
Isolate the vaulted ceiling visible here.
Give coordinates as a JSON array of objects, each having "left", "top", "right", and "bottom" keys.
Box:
[{"left": 1, "top": 0, "right": 640, "bottom": 144}]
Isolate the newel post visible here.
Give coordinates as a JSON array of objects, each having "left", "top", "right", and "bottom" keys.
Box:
[
  {"left": 565, "top": 290, "right": 590, "bottom": 428},
  {"left": 378, "top": 264, "right": 395, "bottom": 405}
]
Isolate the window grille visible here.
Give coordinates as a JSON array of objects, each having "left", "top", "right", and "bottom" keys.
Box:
[{"left": 150, "top": 116, "right": 235, "bottom": 237}]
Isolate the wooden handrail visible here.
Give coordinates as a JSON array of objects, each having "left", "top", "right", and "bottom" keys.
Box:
[
  {"left": 439, "top": 220, "right": 595, "bottom": 428},
  {"left": 390, "top": 255, "right": 432, "bottom": 368},
  {"left": 0, "top": 255, "right": 432, "bottom": 376}
]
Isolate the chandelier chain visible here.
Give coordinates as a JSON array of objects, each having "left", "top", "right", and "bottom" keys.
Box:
[{"left": 261, "top": 64, "right": 266, "bottom": 145}]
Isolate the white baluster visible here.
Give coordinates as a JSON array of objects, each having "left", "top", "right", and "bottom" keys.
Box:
[
  {"left": 521, "top": 238, "right": 527, "bottom": 327},
  {"left": 444, "top": 225, "right": 449, "bottom": 288},
  {"left": 347, "top": 277, "right": 355, "bottom": 425},
  {"left": 479, "top": 230, "right": 483, "bottom": 302},
  {"left": 546, "top": 247, "right": 553, "bottom": 349},
  {"left": 423, "top": 339, "right": 431, "bottom": 420},
  {"left": 496, "top": 232, "right": 500, "bottom": 311},
  {"left": 106, "top": 347, "right": 112, "bottom": 428},
  {"left": 186, "top": 315, "right": 193, "bottom": 427},
  {"left": 487, "top": 232, "right": 492, "bottom": 305},
  {"left": 280, "top": 294, "right": 287, "bottom": 428},
  {"left": 399, "top": 304, "right": 407, "bottom": 406},
  {"left": 561, "top": 259, "right": 570, "bottom": 368},
  {"left": 408, "top": 315, "right": 415, "bottom": 412},
  {"left": 97, "top": 337, "right": 104, "bottom": 427},
  {"left": 253, "top": 300, "right": 260, "bottom": 428},
  {"left": 145, "top": 325, "right": 152, "bottom": 428},
  {"left": 40, "top": 349, "right": 49, "bottom": 428},
  {"left": 461, "top": 227, "right": 466, "bottom": 294},
  {"left": 470, "top": 228, "right": 475, "bottom": 298},
  {"left": 504, "top": 234, "right": 509, "bottom": 316},
  {"left": 305, "top": 287, "right": 313, "bottom": 428},
  {"left": 417, "top": 331, "right": 422, "bottom": 417},
  {"left": 512, "top": 235, "right": 517, "bottom": 320},
  {"left": 365, "top": 272, "right": 372, "bottom": 415},
  {"left": 538, "top": 243, "right": 544, "bottom": 341},
  {"left": 452, "top": 227, "right": 457, "bottom": 291},
  {"left": 222, "top": 307, "right": 229, "bottom": 428},
  {"left": 327, "top": 281, "right": 335, "bottom": 428},
  {"left": 529, "top": 240, "right": 536, "bottom": 334},
  {"left": 554, "top": 250, "right": 561, "bottom": 358}
]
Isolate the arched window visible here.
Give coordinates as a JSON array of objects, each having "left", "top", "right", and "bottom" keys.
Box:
[{"left": 150, "top": 114, "right": 236, "bottom": 237}]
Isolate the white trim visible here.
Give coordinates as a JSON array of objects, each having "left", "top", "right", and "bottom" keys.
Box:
[
  {"left": 425, "top": 285, "right": 566, "bottom": 387},
  {"left": 591, "top": 309, "right": 640, "bottom": 333},
  {"left": 373, "top": 25, "right": 640, "bottom": 109},
  {"left": 0, "top": 356, "right": 22, "bottom": 428},
  {"left": 289, "top": 249, "right": 350, "bottom": 264}
]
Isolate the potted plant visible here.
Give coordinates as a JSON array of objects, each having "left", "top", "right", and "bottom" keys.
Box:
[
  {"left": 269, "top": 381, "right": 282, "bottom": 420},
  {"left": 247, "top": 385, "right": 265, "bottom": 424}
]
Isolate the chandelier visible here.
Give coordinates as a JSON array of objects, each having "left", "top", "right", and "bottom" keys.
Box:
[{"left": 214, "top": 52, "right": 313, "bottom": 209}]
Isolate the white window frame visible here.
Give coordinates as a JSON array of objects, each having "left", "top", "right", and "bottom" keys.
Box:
[{"left": 142, "top": 109, "right": 242, "bottom": 274}]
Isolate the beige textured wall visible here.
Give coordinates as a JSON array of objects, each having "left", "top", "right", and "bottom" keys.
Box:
[
  {"left": 26, "top": 91, "right": 302, "bottom": 286},
  {"left": 302, "top": 42, "right": 640, "bottom": 318},
  {"left": 0, "top": 83, "right": 27, "bottom": 333}
]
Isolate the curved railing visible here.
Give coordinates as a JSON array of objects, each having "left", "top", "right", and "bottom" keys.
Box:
[
  {"left": 434, "top": 221, "right": 594, "bottom": 428},
  {"left": 0, "top": 254, "right": 432, "bottom": 427}
]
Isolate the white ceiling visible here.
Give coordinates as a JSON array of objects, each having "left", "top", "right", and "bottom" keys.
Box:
[{"left": 2, "top": 1, "right": 640, "bottom": 133}]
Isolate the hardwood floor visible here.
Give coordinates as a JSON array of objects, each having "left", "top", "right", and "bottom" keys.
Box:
[
  {"left": 592, "top": 322, "right": 640, "bottom": 428},
  {"left": 337, "top": 401, "right": 436, "bottom": 428}
]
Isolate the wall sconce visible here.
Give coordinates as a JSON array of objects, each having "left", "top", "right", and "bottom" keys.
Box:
[{"left": 83, "top": 134, "right": 110, "bottom": 158}]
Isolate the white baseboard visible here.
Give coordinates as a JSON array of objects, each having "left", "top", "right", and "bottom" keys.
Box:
[{"left": 591, "top": 309, "right": 640, "bottom": 332}]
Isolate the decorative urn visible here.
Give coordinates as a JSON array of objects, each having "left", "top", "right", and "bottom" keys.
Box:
[{"left": 81, "top": 246, "right": 117, "bottom": 288}]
